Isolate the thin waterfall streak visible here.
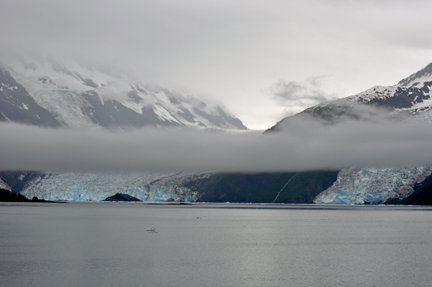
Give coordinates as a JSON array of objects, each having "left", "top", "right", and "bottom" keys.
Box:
[{"left": 272, "top": 173, "right": 297, "bottom": 203}]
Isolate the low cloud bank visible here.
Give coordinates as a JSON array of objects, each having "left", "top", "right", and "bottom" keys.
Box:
[{"left": 1, "top": 121, "right": 432, "bottom": 173}]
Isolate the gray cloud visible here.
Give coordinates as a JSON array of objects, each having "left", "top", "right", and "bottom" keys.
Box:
[
  {"left": 1, "top": 120, "right": 432, "bottom": 173},
  {"left": 271, "top": 77, "right": 339, "bottom": 116}
]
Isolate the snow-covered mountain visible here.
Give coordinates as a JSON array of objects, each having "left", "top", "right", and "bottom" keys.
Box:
[
  {"left": 3, "top": 59, "right": 432, "bottom": 204},
  {"left": 268, "top": 63, "right": 432, "bottom": 132},
  {"left": 0, "top": 55, "right": 248, "bottom": 202},
  {"left": 0, "top": 56, "right": 246, "bottom": 130},
  {"left": 268, "top": 63, "right": 432, "bottom": 204},
  {"left": 350, "top": 63, "right": 432, "bottom": 122}
]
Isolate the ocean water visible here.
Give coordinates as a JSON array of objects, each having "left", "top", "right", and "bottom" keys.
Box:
[{"left": 1, "top": 202, "right": 432, "bottom": 287}]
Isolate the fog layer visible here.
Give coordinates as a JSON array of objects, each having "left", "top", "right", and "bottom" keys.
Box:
[{"left": 1, "top": 121, "right": 431, "bottom": 173}]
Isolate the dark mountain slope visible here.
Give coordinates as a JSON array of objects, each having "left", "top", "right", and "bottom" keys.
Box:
[
  {"left": 187, "top": 171, "right": 338, "bottom": 203},
  {"left": 0, "top": 68, "right": 61, "bottom": 127},
  {"left": 273, "top": 171, "right": 339, "bottom": 203}
]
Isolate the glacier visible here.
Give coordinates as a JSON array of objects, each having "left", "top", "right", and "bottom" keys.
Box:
[
  {"left": 20, "top": 172, "right": 212, "bottom": 202},
  {"left": 314, "top": 166, "right": 432, "bottom": 204}
]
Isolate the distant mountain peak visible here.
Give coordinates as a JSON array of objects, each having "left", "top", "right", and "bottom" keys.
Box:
[
  {"left": 267, "top": 62, "right": 432, "bottom": 132},
  {"left": 398, "top": 63, "right": 432, "bottom": 88}
]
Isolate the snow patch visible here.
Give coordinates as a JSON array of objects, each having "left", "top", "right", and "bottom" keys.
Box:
[
  {"left": 121, "top": 100, "right": 144, "bottom": 114},
  {"left": 0, "top": 177, "right": 12, "bottom": 191},
  {"left": 350, "top": 85, "right": 399, "bottom": 102},
  {"left": 153, "top": 104, "right": 180, "bottom": 123}
]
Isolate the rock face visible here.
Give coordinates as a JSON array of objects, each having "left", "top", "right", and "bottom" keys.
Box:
[
  {"left": 186, "top": 171, "right": 338, "bottom": 203},
  {"left": 104, "top": 193, "right": 142, "bottom": 202},
  {"left": 0, "top": 188, "right": 29, "bottom": 202}
]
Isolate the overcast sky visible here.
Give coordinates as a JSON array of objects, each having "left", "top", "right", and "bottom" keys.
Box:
[{"left": 1, "top": 0, "right": 432, "bottom": 129}]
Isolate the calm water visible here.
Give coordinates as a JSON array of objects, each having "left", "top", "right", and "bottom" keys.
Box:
[{"left": 1, "top": 202, "right": 432, "bottom": 287}]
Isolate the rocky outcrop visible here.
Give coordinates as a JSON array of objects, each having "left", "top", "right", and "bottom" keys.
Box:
[{"left": 104, "top": 193, "right": 142, "bottom": 202}]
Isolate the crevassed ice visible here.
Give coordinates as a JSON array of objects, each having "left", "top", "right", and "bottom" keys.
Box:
[
  {"left": 314, "top": 166, "right": 432, "bottom": 204},
  {"left": 20, "top": 172, "right": 211, "bottom": 202}
]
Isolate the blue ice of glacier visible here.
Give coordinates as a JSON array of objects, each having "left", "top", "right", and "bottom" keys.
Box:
[
  {"left": 320, "top": 189, "right": 389, "bottom": 205},
  {"left": 314, "top": 166, "right": 432, "bottom": 204},
  {"left": 20, "top": 172, "right": 209, "bottom": 202}
]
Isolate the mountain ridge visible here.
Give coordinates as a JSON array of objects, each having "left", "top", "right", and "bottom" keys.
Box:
[
  {"left": 267, "top": 63, "right": 432, "bottom": 132},
  {"left": 0, "top": 56, "right": 247, "bottom": 131},
  {"left": 267, "top": 63, "right": 432, "bottom": 205}
]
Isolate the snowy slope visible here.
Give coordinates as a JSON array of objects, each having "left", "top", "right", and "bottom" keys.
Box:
[
  {"left": 0, "top": 68, "right": 61, "bottom": 127},
  {"left": 268, "top": 63, "right": 432, "bottom": 132},
  {"left": 0, "top": 177, "right": 11, "bottom": 191},
  {"left": 349, "top": 63, "right": 432, "bottom": 115},
  {"left": 0, "top": 56, "right": 246, "bottom": 130},
  {"left": 398, "top": 63, "right": 432, "bottom": 88}
]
